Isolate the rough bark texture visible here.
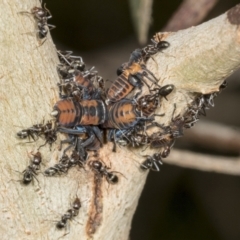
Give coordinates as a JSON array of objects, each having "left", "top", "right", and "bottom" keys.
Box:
[{"left": 1, "top": 1, "right": 240, "bottom": 240}]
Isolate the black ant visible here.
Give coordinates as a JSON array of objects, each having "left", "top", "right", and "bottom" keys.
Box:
[
  {"left": 140, "top": 38, "right": 170, "bottom": 62},
  {"left": 37, "top": 21, "right": 55, "bottom": 44},
  {"left": 17, "top": 125, "right": 41, "bottom": 141},
  {"left": 43, "top": 153, "right": 71, "bottom": 177},
  {"left": 57, "top": 50, "right": 86, "bottom": 73},
  {"left": 88, "top": 160, "right": 120, "bottom": 184},
  {"left": 140, "top": 153, "right": 163, "bottom": 172},
  {"left": 19, "top": 2, "right": 55, "bottom": 45},
  {"left": 68, "top": 150, "right": 85, "bottom": 170},
  {"left": 135, "top": 84, "right": 174, "bottom": 117},
  {"left": 44, "top": 149, "right": 86, "bottom": 176},
  {"left": 151, "top": 104, "right": 185, "bottom": 139},
  {"left": 56, "top": 188, "right": 82, "bottom": 238},
  {"left": 21, "top": 151, "right": 42, "bottom": 185},
  {"left": 44, "top": 160, "right": 69, "bottom": 177},
  {"left": 125, "top": 38, "right": 170, "bottom": 66},
  {"left": 17, "top": 120, "right": 57, "bottom": 149}
]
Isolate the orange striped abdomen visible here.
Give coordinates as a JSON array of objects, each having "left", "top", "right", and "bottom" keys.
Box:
[
  {"left": 79, "top": 100, "right": 106, "bottom": 125},
  {"left": 53, "top": 99, "right": 81, "bottom": 127},
  {"left": 107, "top": 72, "right": 133, "bottom": 103},
  {"left": 105, "top": 100, "right": 139, "bottom": 129},
  {"left": 74, "top": 71, "right": 94, "bottom": 94},
  {"left": 53, "top": 99, "right": 106, "bottom": 127}
]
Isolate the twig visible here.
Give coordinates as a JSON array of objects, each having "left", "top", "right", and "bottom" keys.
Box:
[
  {"left": 147, "top": 5, "right": 240, "bottom": 128},
  {"left": 184, "top": 121, "right": 240, "bottom": 154},
  {"left": 163, "top": 0, "right": 218, "bottom": 31},
  {"left": 129, "top": 0, "right": 153, "bottom": 45},
  {"left": 166, "top": 149, "right": 240, "bottom": 176}
]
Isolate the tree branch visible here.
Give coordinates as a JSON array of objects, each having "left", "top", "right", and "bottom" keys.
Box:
[
  {"left": 166, "top": 149, "right": 240, "bottom": 176},
  {"left": 184, "top": 121, "right": 240, "bottom": 154},
  {"left": 163, "top": 0, "right": 219, "bottom": 31},
  {"left": 1, "top": 1, "right": 240, "bottom": 239}
]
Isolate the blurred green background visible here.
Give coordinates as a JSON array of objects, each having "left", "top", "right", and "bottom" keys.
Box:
[{"left": 44, "top": 1, "right": 240, "bottom": 239}]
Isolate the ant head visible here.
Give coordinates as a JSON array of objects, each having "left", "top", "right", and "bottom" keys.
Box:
[{"left": 16, "top": 130, "right": 28, "bottom": 139}]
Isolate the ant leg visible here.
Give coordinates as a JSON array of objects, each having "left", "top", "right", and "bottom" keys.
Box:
[
  {"left": 151, "top": 160, "right": 160, "bottom": 172},
  {"left": 154, "top": 113, "right": 165, "bottom": 117},
  {"left": 58, "top": 126, "right": 87, "bottom": 135},
  {"left": 91, "top": 126, "right": 103, "bottom": 145},
  {"left": 48, "top": 24, "right": 56, "bottom": 30},
  {"left": 32, "top": 173, "right": 41, "bottom": 189},
  {"left": 43, "top": 3, "right": 53, "bottom": 19},
  {"left": 172, "top": 103, "right": 177, "bottom": 120},
  {"left": 133, "top": 89, "right": 143, "bottom": 101},
  {"left": 60, "top": 135, "right": 76, "bottom": 152},
  {"left": 139, "top": 77, "right": 152, "bottom": 90},
  {"left": 112, "top": 131, "right": 117, "bottom": 152},
  {"left": 58, "top": 225, "right": 70, "bottom": 240},
  {"left": 38, "top": 140, "right": 48, "bottom": 150},
  {"left": 75, "top": 139, "right": 88, "bottom": 161}
]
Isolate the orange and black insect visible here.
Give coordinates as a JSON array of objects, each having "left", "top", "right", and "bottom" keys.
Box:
[
  {"left": 107, "top": 39, "right": 170, "bottom": 104},
  {"left": 103, "top": 99, "right": 150, "bottom": 130},
  {"left": 52, "top": 98, "right": 107, "bottom": 127},
  {"left": 72, "top": 70, "right": 94, "bottom": 96},
  {"left": 106, "top": 62, "right": 159, "bottom": 104},
  {"left": 72, "top": 70, "right": 104, "bottom": 100},
  {"left": 57, "top": 50, "right": 103, "bottom": 100},
  {"left": 103, "top": 99, "right": 153, "bottom": 152},
  {"left": 57, "top": 69, "right": 97, "bottom": 100},
  {"left": 149, "top": 131, "right": 175, "bottom": 158}
]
